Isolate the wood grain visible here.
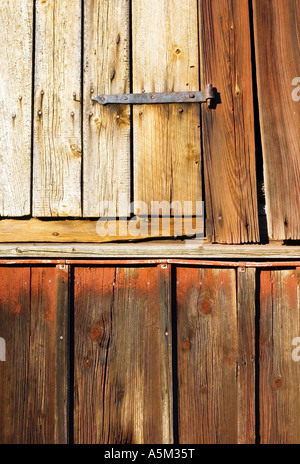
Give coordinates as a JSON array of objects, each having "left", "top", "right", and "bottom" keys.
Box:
[
  {"left": 33, "top": 0, "right": 82, "bottom": 217},
  {"left": 1, "top": 243, "right": 300, "bottom": 258},
  {"left": 177, "top": 266, "right": 255, "bottom": 443},
  {"left": 74, "top": 265, "right": 173, "bottom": 444},
  {"left": 83, "top": 0, "right": 130, "bottom": 217},
  {"left": 260, "top": 269, "right": 300, "bottom": 444},
  {"left": 237, "top": 267, "right": 256, "bottom": 443},
  {"left": 199, "top": 0, "right": 259, "bottom": 243},
  {"left": 132, "top": 0, "right": 202, "bottom": 215},
  {"left": 0, "top": 217, "right": 203, "bottom": 242},
  {"left": 0, "top": 265, "right": 69, "bottom": 444},
  {"left": 253, "top": 0, "right": 300, "bottom": 240},
  {"left": 0, "top": 1, "right": 32, "bottom": 216}
]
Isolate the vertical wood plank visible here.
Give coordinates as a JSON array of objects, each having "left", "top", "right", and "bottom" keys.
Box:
[
  {"left": 33, "top": 0, "right": 82, "bottom": 217},
  {"left": 83, "top": 0, "right": 130, "bottom": 217},
  {"left": 132, "top": 0, "right": 202, "bottom": 215},
  {"left": 0, "top": 267, "right": 31, "bottom": 444},
  {"left": 74, "top": 265, "right": 173, "bottom": 444},
  {"left": 260, "top": 269, "right": 300, "bottom": 444},
  {"left": 177, "top": 266, "right": 255, "bottom": 443},
  {"left": 0, "top": 1, "right": 32, "bottom": 216},
  {"left": 237, "top": 267, "right": 256, "bottom": 444},
  {"left": 253, "top": 0, "right": 300, "bottom": 240},
  {"left": 199, "top": 0, "right": 259, "bottom": 243},
  {"left": 0, "top": 265, "right": 69, "bottom": 444}
]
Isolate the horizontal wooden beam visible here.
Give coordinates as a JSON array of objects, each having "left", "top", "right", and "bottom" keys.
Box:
[
  {"left": 0, "top": 243, "right": 299, "bottom": 259},
  {"left": 0, "top": 218, "right": 203, "bottom": 243}
]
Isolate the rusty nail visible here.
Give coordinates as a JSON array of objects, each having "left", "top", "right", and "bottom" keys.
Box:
[
  {"left": 53, "top": 232, "right": 59, "bottom": 236},
  {"left": 151, "top": 95, "right": 155, "bottom": 99},
  {"left": 161, "top": 264, "right": 168, "bottom": 269},
  {"left": 141, "top": 89, "right": 145, "bottom": 93},
  {"left": 38, "top": 110, "right": 42, "bottom": 116},
  {"left": 18, "top": 95, "right": 22, "bottom": 101},
  {"left": 41, "top": 90, "right": 45, "bottom": 95},
  {"left": 71, "top": 111, "right": 75, "bottom": 117},
  {"left": 73, "top": 91, "right": 76, "bottom": 97},
  {"left": 89, "top": 111, "right": 93, "bottom": 117},
  {"left": 123, "top": 96, "right": 128, "bottom": 101},
  {"left": 179, "top": 108, "right": 184, "bottom": 113},
  {"left": 189, "top": 93, "right": 195, "bottom": 98},
  {"left": 91, "top": 89, "right": 94, "bottom": 94},
  {"left": 12, "top": 113, "right": 16, "bottom": 118}
]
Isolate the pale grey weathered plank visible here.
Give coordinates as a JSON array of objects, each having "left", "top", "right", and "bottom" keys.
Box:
[
  {"left": 33, "top": 0, "right": 82, "bottom": 217},
  {"left": 1, "top": 244, "right": 300, "bottom": 259},
  {"left": 0, "top": 1, "right": 32, "bottom": 216}
]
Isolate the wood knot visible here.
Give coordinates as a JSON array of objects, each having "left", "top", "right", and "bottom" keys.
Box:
[
  {"left": 89, "top": 325, "right": 102, "bottom": 342},
  {"left": 200, "top": 298, "right": 213, "bottom": 315},
  {"left": 174, "top": 47, "right": 182, "bottom": 56},
  {"left": 84, "top": 357, "right": 92, "bottom": 369},
  {"left": 70, "top": 144, "right": 82, "bottom": 158},
  {"left": 182, "top": 341, "right": 191, "bottom": 351},
  {"left": 274, "top": 377, "right": 282, "bottom": 390}
]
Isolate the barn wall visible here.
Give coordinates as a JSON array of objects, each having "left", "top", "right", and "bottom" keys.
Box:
[{"left": 1, "top": 261, "right": 300, "bottom": 444}]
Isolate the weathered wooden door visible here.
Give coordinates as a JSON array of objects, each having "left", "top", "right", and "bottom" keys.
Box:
[{"left": 1, "top": 261, "right": 300, "bottom": 444}]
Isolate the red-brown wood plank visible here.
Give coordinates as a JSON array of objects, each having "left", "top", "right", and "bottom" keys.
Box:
[
  {"left": 260, "top": 269, "right": 300, "bottom": 444},
  {"left": 199, "top": 0, "right": 259, "bottom": 243},
  {"left": 177, "top": 266, "right": 255, "bottom": 443},
  {"left": 253, "top": 0, "right": 300, "bottom": 240},
  {"left": 74, "top": 265, "right": 173, "bottom": 444},
  {"left": 0, "top": 265, "right": 69, "bottom": 444}
]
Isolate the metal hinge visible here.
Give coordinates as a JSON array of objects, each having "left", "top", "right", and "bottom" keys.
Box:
[{"left": 92, "top": 83, "right": 215, "bottom": 107}]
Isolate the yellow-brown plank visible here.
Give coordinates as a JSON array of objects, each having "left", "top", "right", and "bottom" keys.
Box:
[
  {"left": 74, "top": 265, "right": 173, "bottom": 444},
  {"left": 177, "top": 266, "right": 255, "bottom": 443},
  {"left": 0, "top": 1, "right": 32, "bottom": 216},
  {"left": 0, "top": 217, "right": 203, "bottom": 242},
  {"left": 132, "top": 0, "right": 201, "bottom": 216},
  {"left": 260, "top": 269, "right": 300, "bottom": 444},
  {"left": 253, "top": 0, "right": 300, "bottom": 240},
  {"left": 0, "top": 265, "right": 69, "bottom": 444},
  {"left": 199, "top": 0, "right": 259, "bottom": 243},
  {"left": 83, "top": 0, "right": 130, "bottom": 217},
  {"left": 33, "top": 0, "right": 82, "bottom": 217}
]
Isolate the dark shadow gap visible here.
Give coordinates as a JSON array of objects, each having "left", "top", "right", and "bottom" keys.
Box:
[{"left": 248, "top": 0, "right": 269, "bottom": 244}]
